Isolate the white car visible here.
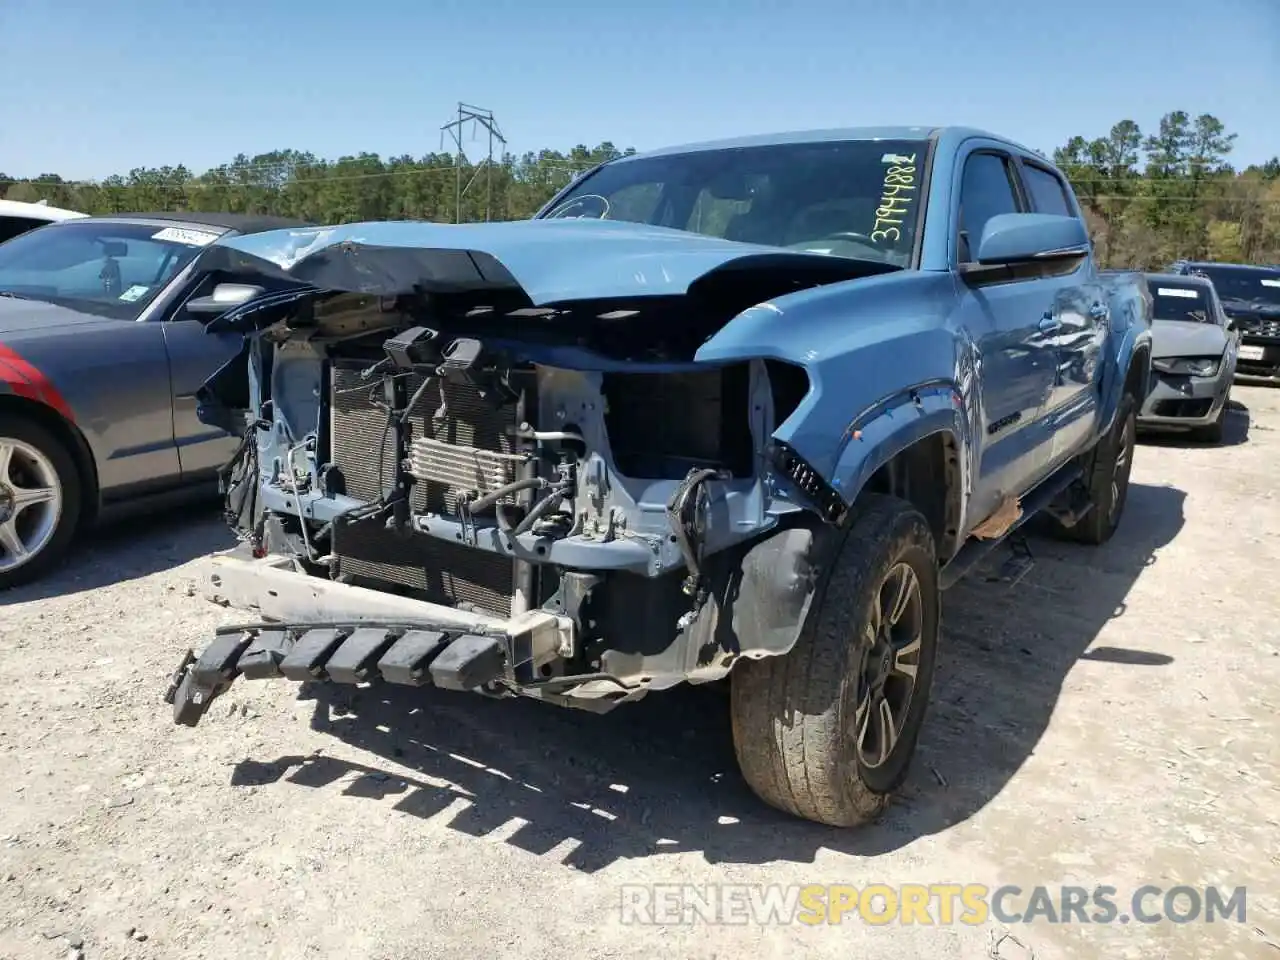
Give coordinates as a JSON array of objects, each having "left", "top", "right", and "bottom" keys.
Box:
[{"left": 0, "top": 198, "right": 87, "bottom": 244}]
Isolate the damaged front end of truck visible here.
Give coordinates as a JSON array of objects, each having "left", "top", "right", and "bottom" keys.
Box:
[{"left": 166, "top": 219, "right": 902, "bottom": 726}]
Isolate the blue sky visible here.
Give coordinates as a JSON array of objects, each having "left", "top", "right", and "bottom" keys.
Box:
[{"left": 2, "top": 0, "right": 1277, "bottom": 181}]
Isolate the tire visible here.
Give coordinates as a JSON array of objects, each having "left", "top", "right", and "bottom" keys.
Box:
[
  {"left": 1191, "top": 393, "right": 1227, "bottom": 444},
  {"left": 729, "top": 493, "right": 941, "bottom": 827},
  {"left": 0, "top": 416, "right": 83, "bottom": 590},
  {"left": 1057, "top": 392, "right": 1136, "bottom": 545}
]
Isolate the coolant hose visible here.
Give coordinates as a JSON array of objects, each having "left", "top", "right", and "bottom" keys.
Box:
[{"left": 469, "top": 477, "right": 546, "bottom": 514}]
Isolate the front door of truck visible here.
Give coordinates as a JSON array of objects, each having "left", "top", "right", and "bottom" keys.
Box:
[{"left": 950, "top": 148, "right": 1059, "bottom": 526}]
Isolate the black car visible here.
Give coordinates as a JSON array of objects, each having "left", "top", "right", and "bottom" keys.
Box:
[{"left": 1169, "top": 260, "right": 1280, "bottom": 381}]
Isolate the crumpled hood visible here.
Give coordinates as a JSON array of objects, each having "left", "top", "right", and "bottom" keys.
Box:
[
  {"left": 1150, "top": 319, "right": 1228, "bottom": 359},
  {"left": 0, "top": 296, "right": 108, "bottom": 336},
  {"left": 206, "top": 217, "right": 892, "bottom": 305}
]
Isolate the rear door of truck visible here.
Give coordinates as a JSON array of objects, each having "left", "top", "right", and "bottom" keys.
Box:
[{"left": 1011, "top": 156, "right": 1107, "bottom": 469}]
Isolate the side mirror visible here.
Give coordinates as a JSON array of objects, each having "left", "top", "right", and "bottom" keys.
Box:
[
  {"left": 1225, "top": 318, "right": 1237, "bottom": 332},
  {"left": 972, "top": 213, "right": 1090, "bottom": 267},
  {"left": 185, "top": 282, "right": 264, "bottom": 317}
]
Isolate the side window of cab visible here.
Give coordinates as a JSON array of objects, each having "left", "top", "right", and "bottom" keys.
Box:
[
  {"left": 1020, "top": 162, "right": 1076, "bottom": 218},
  {"left": 956, "top": 152, "right": 1022, "bottom": 264}
]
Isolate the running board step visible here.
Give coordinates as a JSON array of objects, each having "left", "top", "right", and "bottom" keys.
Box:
[
  {"left": 939, "top": 462, "right": 1083, "bottom": 590},
  {"left": 165, "top": 613, "right": 571, "bottom": 728}
]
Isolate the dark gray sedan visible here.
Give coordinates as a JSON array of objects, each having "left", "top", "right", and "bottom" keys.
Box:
[
  {"left": 1137, "top": 272, "right": 1239, "bottom": 443},
  {"left": 0, "top": 211, "right": 309, "bottom": 588}
]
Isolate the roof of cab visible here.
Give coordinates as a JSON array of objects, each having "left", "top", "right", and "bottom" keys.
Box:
[
  {"left": 0, "top": 198, "right": 87, "bottom": 222},
  {"left": 1177, "top": 259, "right": 1280, "bottom": 275},
  {"left": 1146, "top": 272, "right": 1214, "bottom": 285},
  {"left": 617, "top": 125, "right": 1039, "bottom": 161}
]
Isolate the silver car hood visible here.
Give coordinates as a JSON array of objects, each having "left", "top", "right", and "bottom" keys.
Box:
[{"left": 1150, "top": 319, "right": 1227, "bottom": 359}]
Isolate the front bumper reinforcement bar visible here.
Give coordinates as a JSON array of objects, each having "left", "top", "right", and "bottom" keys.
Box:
[{"left": 164, "top": 610, "right": 574, "bottom": 727}]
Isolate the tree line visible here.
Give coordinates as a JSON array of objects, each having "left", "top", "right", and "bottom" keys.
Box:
[{"left": 3, "top": 111, "right": 1278, "bottom": 269}]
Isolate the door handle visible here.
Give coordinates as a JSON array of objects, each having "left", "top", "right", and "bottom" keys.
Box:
[
  {"left": 1039, "top": 315, "right": 1062, "bottom": 334},
  {"left": 1089, "top": 301, "right": 1109, "bottom": 321}
]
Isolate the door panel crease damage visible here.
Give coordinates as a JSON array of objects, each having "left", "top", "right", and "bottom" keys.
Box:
[{"left": 172, "top": 231, "right": 966, "bottom": 723}]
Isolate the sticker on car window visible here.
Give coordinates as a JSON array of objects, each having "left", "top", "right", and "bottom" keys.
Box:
[
  {"left": 1261, "top": 279, "right": 1280, "bottom": 288},
  {"left": 870, "top": 154, "right": 918, "bottom": 245},
  {"left": 1157, "top": 287, "right": 1200, "bottom": 299},
  {"left": 118, "top": 284, "right": 150, "bottom": 302},
  {"left": 151, "top": 226, "right": 220, "bottom": 247}
]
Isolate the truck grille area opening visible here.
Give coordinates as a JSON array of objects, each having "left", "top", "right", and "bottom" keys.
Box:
[
  {"left": 327, "top": 360, "right": 524, "bottom": 616},
  {"left": 329, "top": 362, "right": 526, "bottom": 514},
  {"left": 601, "top": 365, "right": 754, "bottom": 479},
  {"left": 331, "top": 520, "right": 514, "bottom": 617}
]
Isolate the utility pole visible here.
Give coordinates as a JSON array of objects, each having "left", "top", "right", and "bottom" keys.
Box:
[{"left": 439, "top": 102, "right": 507, "bottom": 223}]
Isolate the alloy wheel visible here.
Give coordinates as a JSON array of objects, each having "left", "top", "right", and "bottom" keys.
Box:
[
  {"left": 0, "top": 437, "right": 63, "bottom": 574},
  {"left": 852, "top": 561, "right": 924, "bottom": 770}
]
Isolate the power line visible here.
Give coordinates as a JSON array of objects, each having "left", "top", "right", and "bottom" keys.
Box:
[{"left": 440, "top": 102, "right": 507, "bottom": 223}]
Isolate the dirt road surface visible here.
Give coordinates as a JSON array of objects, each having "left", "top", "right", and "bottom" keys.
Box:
[{"left": 2, "top": 387, "right": 1278, "bottom": 960}]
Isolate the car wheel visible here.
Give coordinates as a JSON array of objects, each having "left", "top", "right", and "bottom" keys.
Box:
[
  {"left": 1055, "top": 392, "right": 1136, "bottom": 546},
  {"left": 0, "top": 417, "right": 82, "bottom": 590},
  {"left": 1192, "top": 395, "right": 1227, "bottom": 444},
  {"left": 729, "top": 493, "right": 941, "bottom": 827}
]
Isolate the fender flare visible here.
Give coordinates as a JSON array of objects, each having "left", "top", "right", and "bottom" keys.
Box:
[
  {"left": 1098, "top": 327, "right": 1153, "bottom": 438},
  {"left": 771, "top": 379, "right": 972, "bottom": 556}
]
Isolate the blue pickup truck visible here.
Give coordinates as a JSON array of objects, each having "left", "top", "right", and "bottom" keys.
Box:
[{"left": 166, "top": 125, "right": 1153, "bottom": 828}]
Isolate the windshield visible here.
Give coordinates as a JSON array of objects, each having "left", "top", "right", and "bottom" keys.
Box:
[
  {"left": 1147, "top": 280, "right": 1219, "bottom": 324},
  {"left": 1188, "top": 264, "right": 1280, "bottom": 310},
  {"left": 539, "top": 138, "right": 930, "bottom": 267},
  {"left": 0, "top": 219, "right": 221, "bottom": 319}
]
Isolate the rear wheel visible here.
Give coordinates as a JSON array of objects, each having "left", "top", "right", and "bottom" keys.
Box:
[
  {"left": 0, "top": 417, "right": 82, "bottom": 590},
  {"left": 1053, "top": 392, "right": 1136, "bottom": 546},
  {"left": 729, "top": 494, "right": 941, "bottom": 827}
]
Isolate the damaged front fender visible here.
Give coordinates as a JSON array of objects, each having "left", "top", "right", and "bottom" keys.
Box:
[{"left": 696, "top": 268, "right": 977, "bottom": 521}]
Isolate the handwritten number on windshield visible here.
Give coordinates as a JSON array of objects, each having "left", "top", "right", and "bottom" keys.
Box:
[{"left": 871, "top": 156, "right": 918, "bottom": 245}]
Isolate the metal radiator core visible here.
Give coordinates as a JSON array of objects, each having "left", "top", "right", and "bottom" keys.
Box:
[
  {"left": 327, "top": 361, "right": 520, "bottom": 617},
  {"left": 329, "top": 363, "right": 523, "bottom": 514},
  {"left": 332, "top": 521, "right": 514, "bottom": 617},
  {"left": 407, "top": 435, "right": 525, "bottom": 502}
]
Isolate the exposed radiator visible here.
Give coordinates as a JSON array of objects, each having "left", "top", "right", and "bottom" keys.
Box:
[
  {"left": 332, "top": 520, "right": 514, "bottom": 617},
  {"left": 329, "top": 362, "right": 524, "bottom": 513},
  {"left": 327, "top": 361, "right": 523, "bottom": 617}
]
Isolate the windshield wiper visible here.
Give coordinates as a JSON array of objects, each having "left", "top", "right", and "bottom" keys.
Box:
[{"left": 0, "top": 290, "right": 33, "bottom": 300}]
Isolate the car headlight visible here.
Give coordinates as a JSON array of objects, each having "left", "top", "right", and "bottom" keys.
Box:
[{"left": 1153, "top": 356, "right": 1220, "bottom": 377}]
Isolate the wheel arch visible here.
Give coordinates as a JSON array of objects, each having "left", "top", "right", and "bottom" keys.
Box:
[
  {"left": 0, "top": 395, "right": 100, "bottom": 527},
  {"left": 1099, "top": 331, "right": 1153, "bottom": 439},
  {"left": 858, "top": 430, "right": 964, "bottom": 565}
]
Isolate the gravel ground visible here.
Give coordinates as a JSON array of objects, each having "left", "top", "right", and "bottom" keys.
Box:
[{"left": 1, "top": 386, "right": 1278, "bottom": 960}]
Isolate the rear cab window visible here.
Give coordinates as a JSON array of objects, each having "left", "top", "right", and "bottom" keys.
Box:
[{"left": 1020, "top": 163, "right": 1075, "bottom": 218}]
